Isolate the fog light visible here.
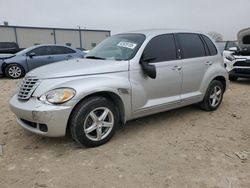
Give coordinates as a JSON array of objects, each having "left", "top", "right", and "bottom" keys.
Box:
[{"left": 39, "top": 124, "right": 48, "bottom": 132}]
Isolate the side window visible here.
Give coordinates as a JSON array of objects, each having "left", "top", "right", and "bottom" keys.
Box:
[
  {"left": 52, "top": 46, "right": 75, "bottom": 55},
  {"left": 142, "top": 34, "right": 177, "bottom": 63},
  {"left": 29, "top": 47, "right": 50, "bottom": 56},
  {"left": 178, "top": 33, "right": 206, "bottom": 59},
  {"left": 202, "top": 35, "right": 218, "bottom": 55}
]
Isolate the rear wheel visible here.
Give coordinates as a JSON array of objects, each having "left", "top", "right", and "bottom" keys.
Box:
[
  {"left": 199, "top": 80, "right": 224, "bottom": 111},
  {"left": 69, "top": 97, "right": 119, "bottom": 147},
  {"left": 5, "top": 64, "right": 25, "bottom": 79}
]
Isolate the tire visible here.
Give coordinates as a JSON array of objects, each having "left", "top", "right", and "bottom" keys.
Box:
[
  {"left": 199, "top": 80, "right": 224, "bottom": 111},
  {"left": 69, "top": 97, "right": 119, "bottom": 147},
  {"left": 5, "top": 64, "right": 25, "bottom": 79},
  {"left": 229, "top": 75, "right": 238, "bottom": 81}
]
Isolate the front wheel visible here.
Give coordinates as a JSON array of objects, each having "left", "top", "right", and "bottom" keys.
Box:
[
  {"left": 5, "top": 64, "right": 25, "bottom": 79},
  {"left": 199, "top": 80, "right": 224, "bottom": 111},
  {"left": 69, "top": 97, "right": 119, "bottom": 147}
]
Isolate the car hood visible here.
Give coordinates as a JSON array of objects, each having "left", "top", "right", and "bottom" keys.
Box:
[
  {"left": 27, "top": 58, "right": 129, "bottom": 79},
  {"left": 0, "top": 54, "right": 16, "bottom": 59}
]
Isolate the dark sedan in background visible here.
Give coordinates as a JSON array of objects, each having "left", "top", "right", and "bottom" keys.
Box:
[
  {"left": 0, "top": 44, "right": 86, "bottom": 79},
  {"left": 0, "top": 42, "right": 21, "bottom": 54}
]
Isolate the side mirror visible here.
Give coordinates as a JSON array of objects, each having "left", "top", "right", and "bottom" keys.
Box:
[
  {"left": 27, "top": 52, "right": 36, "bottom": 58},
  {"left": 140, "top": 56, "right": 157, "bottom": 79},
  {"left": 228, "top": 47, "right": 238, "bottom": 51}
]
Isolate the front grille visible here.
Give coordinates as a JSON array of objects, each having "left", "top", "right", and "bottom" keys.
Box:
[
  {"left": 18, "top": 77, "right": 40, "bottom": 100},
  {"left": 234, "top": 60, "right": 250, "bottom": 67}
]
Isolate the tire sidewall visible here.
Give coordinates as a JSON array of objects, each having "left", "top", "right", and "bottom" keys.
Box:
[{"left": 70, "top": 97, "right": 119, "bottom": 147}]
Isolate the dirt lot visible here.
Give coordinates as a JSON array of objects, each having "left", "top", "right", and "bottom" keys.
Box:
[{"left": 0, "top": 78, "right": 250, "bottom": 188}]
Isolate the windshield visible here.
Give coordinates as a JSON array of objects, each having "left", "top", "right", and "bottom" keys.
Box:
[{"left": 85, "top": 34, "right": 146, "bottom": 61}]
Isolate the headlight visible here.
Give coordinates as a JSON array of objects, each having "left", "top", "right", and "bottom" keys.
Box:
[
  {"left": 225, "top": 54, "right": 235, "bottom": 61},
  {"left": 39, "top": 88, "right": 76, "bottom": 104}
]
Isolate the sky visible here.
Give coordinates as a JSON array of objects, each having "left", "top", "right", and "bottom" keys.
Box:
[{"left": 0, "top": 0, "right": 249, "bottom": 40}]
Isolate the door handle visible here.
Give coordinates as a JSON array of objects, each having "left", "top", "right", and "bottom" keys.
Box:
[
  {"left": 205, "top": 61, "right": 213, "bottom": 66},
  {"left": 171, "top": 65, "right": 182, "bottom": 70},
  {"left": 48, "top": 56, "right": 53, "bottom": 59},
  {"left": 68, "top": 55, "right": 72, "bottom": 58}
]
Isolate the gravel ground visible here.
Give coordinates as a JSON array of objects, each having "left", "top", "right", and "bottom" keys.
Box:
[{"left": 0, "top": 78, "right": 250, "bottom": 188}]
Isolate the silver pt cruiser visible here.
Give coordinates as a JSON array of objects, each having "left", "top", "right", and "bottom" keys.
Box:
[{"left": 10, "top": 29, "right": 229, "bottom": 147}]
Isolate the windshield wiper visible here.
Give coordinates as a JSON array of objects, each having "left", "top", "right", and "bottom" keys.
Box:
[{"left": 85, "top": 56, "right": 106, "bottom": 60}]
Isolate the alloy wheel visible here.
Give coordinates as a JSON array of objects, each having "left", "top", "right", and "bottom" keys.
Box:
[
  {"left": 209, "top": 86, "right": 222, "bottom": 107},
  {"left": 8, "top": 65, "right": 22, "bottom": 78},
  {"left": 83, "top": 107, "right": 114, "bottom": 141}
]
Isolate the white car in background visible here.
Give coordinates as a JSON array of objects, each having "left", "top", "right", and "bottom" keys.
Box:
[
  {"left": 223, "top": 49, "right": 250, "bottom": 81},
  {"left": 222, "top": 28, "right": 250, "bottom": 81}
]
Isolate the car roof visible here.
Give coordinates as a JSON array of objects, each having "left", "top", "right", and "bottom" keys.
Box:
[{"left": 122, "top": 28, "right": 205, "bottom": 37}]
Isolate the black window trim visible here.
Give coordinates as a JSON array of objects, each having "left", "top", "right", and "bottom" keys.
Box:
[
  {"left": 141, "top": 33, "right": 179, "bottom": 64},
  {"left": 201, "top": 34, "right": 218, "bottom": 56},
  {"left": 199, "top": 34, "right": 210, "bottom": 56}
]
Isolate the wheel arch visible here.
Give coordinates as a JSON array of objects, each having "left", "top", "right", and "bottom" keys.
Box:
[
  {"left": 3, "top": 62, "right": 26, "bottom": 76},
  {"left": 212, "top": 75, "right": 226, "bottom": 91},
  {"left": 66, "top": 91, "right": 126, "bottom": 135}
]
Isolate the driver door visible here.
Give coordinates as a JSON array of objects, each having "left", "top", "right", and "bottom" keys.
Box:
[
  {"left": 26, "top": 46, "right": 54, "bottom": 70},
  {"left": 131, "top": 34, "right": 183, "bottom": 118}
]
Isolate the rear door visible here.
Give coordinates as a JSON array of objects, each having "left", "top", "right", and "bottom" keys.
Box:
[
  {"left": 26, "top": 46, "right": 54, "bottom": 70},
  {"left": 50, "top": 46, "right": 77, "bottom": 62},
  {"left": 176, "top": 33, "right": 213, "bottom": 103}
]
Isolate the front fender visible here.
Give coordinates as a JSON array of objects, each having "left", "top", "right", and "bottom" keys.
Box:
[
  {"left": 66, "top": 74, "right": 131, "bottom": 120},
  {"left": 32, "top": 72, "right": 132, "bottom": 120},
  {"left": 3, "top": 56, "right": 29, "bottom": 73}
]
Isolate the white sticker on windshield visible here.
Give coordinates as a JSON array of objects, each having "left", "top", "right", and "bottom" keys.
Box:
[{"left": 117, "top": 42, "right": 137, "bottom": 49}]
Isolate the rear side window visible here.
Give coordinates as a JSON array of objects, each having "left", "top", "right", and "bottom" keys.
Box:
[
  {"left": 202, "top": 35, "right": 218, "bottom": 55},
  {"left": 52, "top": 46, "right": 76, "bottom": 55},
  {"left": 177, "top": 33, "right": 206, "bottom": 59},
  {"left": 142, "top": 34, "right": 177, "bottom": 63}
]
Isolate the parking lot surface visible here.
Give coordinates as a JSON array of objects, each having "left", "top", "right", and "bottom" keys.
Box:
[{"left": 0, "top": 78, "right": 250, "bottom": 188}]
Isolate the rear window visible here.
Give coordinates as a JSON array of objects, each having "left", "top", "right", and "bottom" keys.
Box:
[
  {"left": 177, "top": 33, "right": 206, "bottom": 59},
  {"left": 202, "top": 35, "right": 218, "bottom": 55},
  {"left": 52, "top": 46, "right": 75, "bottom": 55}
]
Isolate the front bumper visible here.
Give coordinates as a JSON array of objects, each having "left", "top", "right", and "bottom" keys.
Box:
[
  {"left": 229, "top": 68, "right": 250, "bottom": 78},
  {"left": 9, "top": 94, "right": 74, "bottom": 137}
]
